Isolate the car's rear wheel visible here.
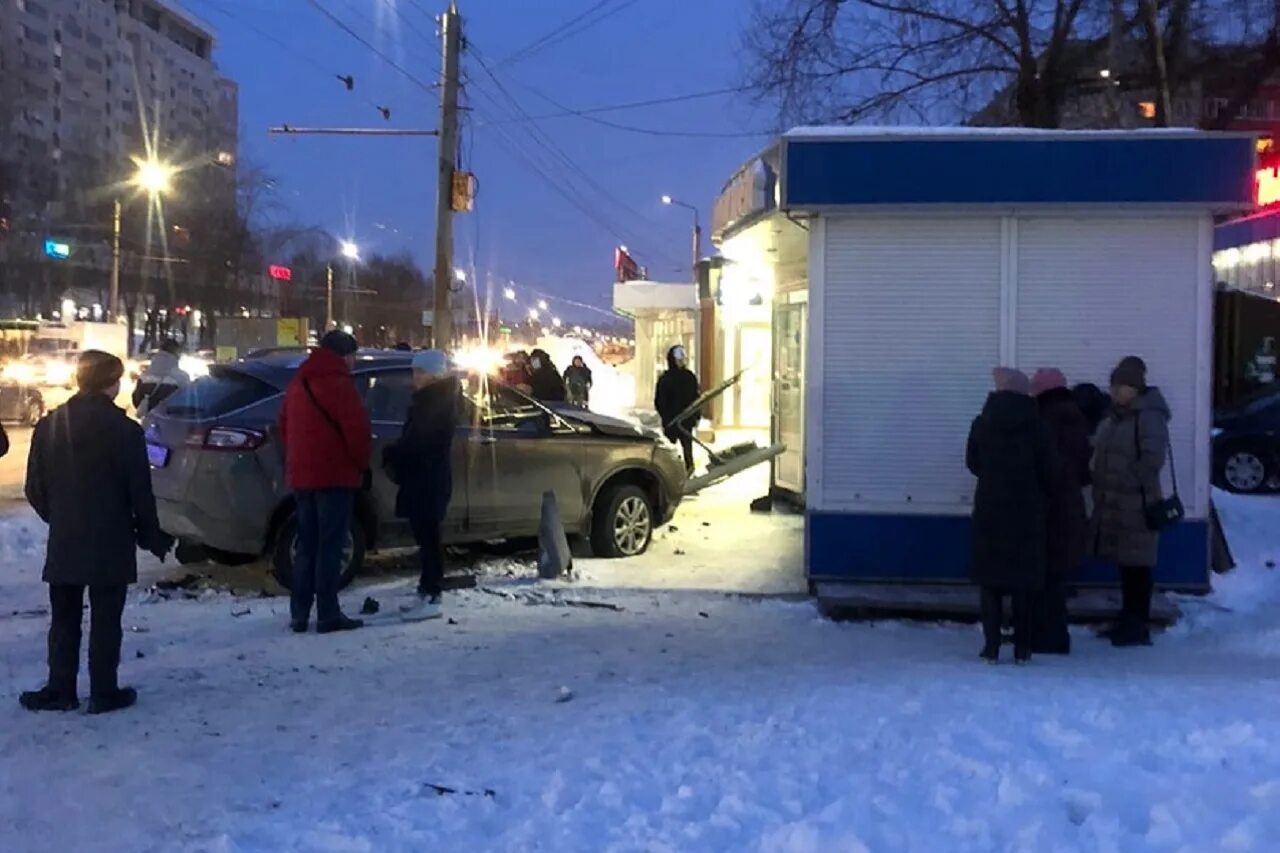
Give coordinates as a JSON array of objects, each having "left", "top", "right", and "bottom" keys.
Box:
[
  {"left": 271, "top": 513, "right": 367, "bottom": 591},
  {"left": 591, "top": 484, "right": 654, "bottom": 558},
  {"left": 1221, "top": 446, "right": 1272, "bottom": 494}
]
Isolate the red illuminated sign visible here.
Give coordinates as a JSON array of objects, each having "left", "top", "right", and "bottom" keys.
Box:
[{"left": 268, "top": 264, "right": 293, "bottom": 282}]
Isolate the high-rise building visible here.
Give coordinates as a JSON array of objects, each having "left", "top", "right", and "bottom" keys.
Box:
[{"left": 0, "top": 0, "right": 238, "bottom": 217}]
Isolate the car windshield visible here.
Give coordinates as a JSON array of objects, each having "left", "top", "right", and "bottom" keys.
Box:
[
  {"left": 459, "top": 372, "right": 550, "bottom": 431},
  {"left": 160, "top": 368, "right": 277, "bottom": 419}
]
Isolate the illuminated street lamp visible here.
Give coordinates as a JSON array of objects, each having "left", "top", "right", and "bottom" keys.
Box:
[
  {"left": 454, "top": 267, "right": 467, "bottom": 283},
  {"left": 111, "top": 155, "right": 177, "bottom": 320},
  {"left": 340, "top": 240, "right": 360, "bottom": 261},
  {"left": 537, "top": 299, "right": 549, "bottom": 311},
  {"left": 552, "top": 317, "right": 562, "bottom": 328},
  {"left": 528, "top": 308, "right": 540, "bottom": 321},
  {"left": 328, "top": 241, "right": 361, "bottom": 330},
  {"left": 662, "top": 193, "right": 702, "bottom": 280},
  {"left": 504, "top": 287, "right": 516, "bottom": 301}
]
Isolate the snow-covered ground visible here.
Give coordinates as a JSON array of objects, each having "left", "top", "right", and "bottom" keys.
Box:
[{"left": 2, "top": 495, "right": 1280, "bottom": 851}]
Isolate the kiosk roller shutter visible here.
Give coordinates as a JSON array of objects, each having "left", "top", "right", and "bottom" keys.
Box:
[
  {"left": 820, "top": 217, "right": 1002, "bottom": 512},
  {"left": 1015, "top": 216, "right": 1205, "bottom": 517}
]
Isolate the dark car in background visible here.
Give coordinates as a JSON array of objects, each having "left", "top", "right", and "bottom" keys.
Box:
[
  {"left": 143, "top": 350, "right": 687, "bottom": 588},
  {"left": 1213, "top": 384, "right": 1280, "bottom": 494},
  {"left": 0, "top": 381, "right": 43, "bottom": 426}
]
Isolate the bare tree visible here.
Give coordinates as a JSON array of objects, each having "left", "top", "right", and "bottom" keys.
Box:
[{"left": 746, "top": 0, "right": 1109, "bottom": 127}]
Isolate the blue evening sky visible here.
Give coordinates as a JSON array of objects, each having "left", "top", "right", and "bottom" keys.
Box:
[{"left": 180, "top": 0, "right": 775, "bottom": 323}]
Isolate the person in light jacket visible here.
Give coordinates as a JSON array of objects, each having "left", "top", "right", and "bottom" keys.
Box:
[
  {"left": 20, "top": 351, "right": 172, "bottom": 714},
  {"left": 966, "top": 367, "right": 1053, "bottom": 664},
  {"left": 132, "top": 339, "right": 190, "bottom": 418},
  {"left": 1090, "top": 356, "right": 1171, "bottom": 648}
]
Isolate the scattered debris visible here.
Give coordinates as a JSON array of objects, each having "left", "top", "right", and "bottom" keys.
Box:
[
  {"left": 477, "top": 587, "right": 624, "bottom": 612},
  {"left": 129, "top": 626, "right": 150, "bottom": 633},
  {"left": 231, "top": 607, "right": 252, "bottom": 618},
  {"left": 4, "top": 608, "right": 47, "bottom": 620},
  {"left": 674, "top": 549, "right": 687, "bottom": 556},
  {"left": 360, "top": 597, "right": 381, "bottom": 615},
  {"left": 424, "top": 783, "right": 495, "bottom": 799},
  {"left": 135, "top": 650, "right": 146, "bottom": 659},
  {"left": 698, "top": 611, "right": 710, "bottom": 619},
  {"left": 702, "top": 521, "right": 711, "bottom": 527},
  {"left": 556, "top": 686, "right": 574, "bottom": 704},
  {"left": 1268, "top": 560, "right": 1276, "bottom": 570},
  {"left": 447, "top": 618, "right": 459, "bottom": 626},
  {"left": 155, "top": 574, "right": 204, "bottom": 591}
]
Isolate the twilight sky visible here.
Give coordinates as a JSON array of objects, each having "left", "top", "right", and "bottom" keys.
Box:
[{"left": 181, "top": 0, "right": 776, "bottom": 323}]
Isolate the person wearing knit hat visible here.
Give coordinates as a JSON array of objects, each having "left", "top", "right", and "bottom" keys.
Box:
[
  {"left": 1030, "top": 367, "right": 1092, "bottom": 655},
  {"left": 966, "top": 367, "right": 1053, "bottom": 663},
  {"left": 386, "top": 349, "right": 459, "bottom": 622},
  {"left": 1092, "top": 353, "right": 1171, "bottom": 647}
]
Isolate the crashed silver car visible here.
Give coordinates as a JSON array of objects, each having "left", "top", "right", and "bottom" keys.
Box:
[{"left": 143, "top": 350, "right": 687, "bottom": 588}]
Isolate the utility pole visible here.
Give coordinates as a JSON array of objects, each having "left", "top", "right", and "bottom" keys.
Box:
[
  {"left": 109, "top": 198, "right": 122, "bottom": 320},
  {"left": 432, "top": 2, "right": 462, "bottom": 350}
]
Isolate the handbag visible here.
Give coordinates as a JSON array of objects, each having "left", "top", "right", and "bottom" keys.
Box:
[
  {"left": 302, "top": 378, "right": 373, "bottom": 491},
  {"left": 1134, "top": 416, "right": 1184, "bottom": 532}
]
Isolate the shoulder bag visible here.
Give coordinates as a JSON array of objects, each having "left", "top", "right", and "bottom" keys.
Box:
[
  {"left": 1134, "top": 415, "right": 1184, "bottom": 531},
  {"left": 302, "top": 378, "right": 373, "bottom": 491}
]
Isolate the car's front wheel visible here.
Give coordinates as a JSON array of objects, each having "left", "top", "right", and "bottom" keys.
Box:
[
  {"left": 1220, "top": 445, "right": 1274, "bottom": 494},
  {"left": 591, "top": 483, "right": 654, "bottom": 558},
  {"left": 271, "top": 513, "right": 367, "bottom": 591}
]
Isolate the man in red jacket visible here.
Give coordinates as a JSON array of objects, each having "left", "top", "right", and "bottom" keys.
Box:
[{"left": 279, "top": 331, "right": 371, "bottom": 634}]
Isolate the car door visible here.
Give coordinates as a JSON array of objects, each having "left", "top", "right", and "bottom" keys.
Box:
[
  {"left": 461, "top": 377, "right": 585, "bottom": 537},
  {"left": 359, "top": 368, "right": 471, "bottom": 543}
]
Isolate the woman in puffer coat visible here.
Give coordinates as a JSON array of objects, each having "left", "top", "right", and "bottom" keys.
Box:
[{"left": 1090, "top": 355, "right": 1171, "bottom": 648}]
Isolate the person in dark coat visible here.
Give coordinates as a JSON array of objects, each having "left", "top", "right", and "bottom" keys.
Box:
[
  {"left": 966, "top": 367, "right": 1053, "bottom": 664},
  {"left": 278, "top": 330, "right": 371, "bottom": 635},
  {"left": 528, "top": 348, "right": 567, "bottom": 402},
  {"left": 1072, "top": 382, "right": 1110, "bottom": 436},
  {"left": 20, "top": 351, "right": 172, "bottom": 714},
  {"left": 655, "top": 345, "right": 701, "bottom": 473},
  {"left": 1029, "top": 368, "right": 1093, "bottom": 655},
  {"left": 385, "top": 349, "right": 458, "bottom": 622},
  {"left": 1090, "top": 355, "right": 1171, "bottom": 647},
  {"left": 564, "top": 355, "right": 593, "bottom": 407}
]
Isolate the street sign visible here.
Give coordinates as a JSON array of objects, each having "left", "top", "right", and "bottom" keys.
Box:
[
  {"left": 421, "top": 310, "right": 434, "bottom": 327},
  {"left": 268, "top": 264, "right": 292, "bottom": 281},
  {"left": 44, "top": 239, "right": 71, "bottom": 260}
]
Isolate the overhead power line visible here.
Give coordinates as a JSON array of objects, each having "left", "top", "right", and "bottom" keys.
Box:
[
  {"left": 500, "top": 0, "right": 641, "bottom": 68},
  {"left": 477, "top": 85, "right": 753, "bottom": 125},
  {"left": 304, "top": 0, "right": 437, "bottom": 96},
  {"left": 526, "top": 87, "right": 775, "bottom": 138}
]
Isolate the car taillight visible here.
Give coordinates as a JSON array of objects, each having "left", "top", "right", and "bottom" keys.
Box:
[{"left": 185, "top": 427, "right": 266, "bottom": 451}]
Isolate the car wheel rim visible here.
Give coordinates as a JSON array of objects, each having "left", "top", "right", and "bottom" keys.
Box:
[
  {"left": 290, "top": 531, "right": 356, "bottom": 572},
  {"left": 613, "top": 496, "right": 651, "bottom": 556},
  {"left": 1225, "top": 452, "right": 1266, "bottom": 491}
]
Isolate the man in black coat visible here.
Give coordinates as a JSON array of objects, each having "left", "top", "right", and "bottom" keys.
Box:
[
  {"left": 966, "top": 367, "right": 1053, "bottom": 664},
  {"left": 21, "top": 351, "right": 172, "bottom": 714},
  {"left": 527, "top": 348, "right": 567, "bottom": 403},
  {"left": 654, "top": 345, "right": 700, "bottom": 473},
  {"left": 385, "top": 349, "right": 458, "bottom": 622}
]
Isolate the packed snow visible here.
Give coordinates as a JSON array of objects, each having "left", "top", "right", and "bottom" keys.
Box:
[{"left": 1, "top": 493, "right": 1279, "bottom": 851}]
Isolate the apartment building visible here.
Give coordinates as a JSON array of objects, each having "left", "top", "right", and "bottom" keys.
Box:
[{"left": 0, "top": 0, "right": 237, "bottom": 216}]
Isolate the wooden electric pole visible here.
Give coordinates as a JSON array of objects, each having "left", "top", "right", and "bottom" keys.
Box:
[{"left": 432, "top": 2, "right": 462, "bottom": 350}]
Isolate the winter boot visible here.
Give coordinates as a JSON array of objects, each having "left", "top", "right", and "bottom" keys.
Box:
[
  {"left": 1110, "top": 618, "right": 1153, "bottom": 648},
  {"left": 87, "top": 687, "right": 137, "bottom": 715},
  {"left": 316, "top": 615, "right": 364, "bottom": 634},
  {"left": 19, "top": 686, "right": 79, "bottom": 713},
  {"left": 1014, "top": 646, "right": 1032, "bottom": 665},
  {"left": 400, "top": 594, "right": 442, "bottom": 623},
  {"left": 979, "top": 643, "right": 1000, "bottom": 663},
  {"left": 290, "top": 619, "right": 309, "bottom": 634}
]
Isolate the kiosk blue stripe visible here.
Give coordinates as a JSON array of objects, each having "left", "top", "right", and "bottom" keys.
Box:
[
  {"left": 785, "top": 136, "right": 1256, "bottom": 208},
  {"left": 807, "top": 512, "right": 1210, "bottom": 591}
]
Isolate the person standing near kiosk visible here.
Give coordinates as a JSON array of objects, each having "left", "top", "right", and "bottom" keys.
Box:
[{"left": 655, "top": 345, "right": 701, "bottom": 474}]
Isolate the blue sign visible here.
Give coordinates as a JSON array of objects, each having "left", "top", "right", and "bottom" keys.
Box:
[{"left": 43, "top": 239, "right": 71, "bottom": 260}]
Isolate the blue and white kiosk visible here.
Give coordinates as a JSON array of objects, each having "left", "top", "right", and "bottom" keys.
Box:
[{"left": 728, "top": 128, "right": 1256, "bottom": 594}]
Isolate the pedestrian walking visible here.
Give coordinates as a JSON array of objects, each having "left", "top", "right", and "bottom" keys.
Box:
[
  {"left": 528, "top": 348, "right": 567, "bottom": 403},
  {"left": 965, "top": 367, "right": 1053, "bottom": 664},
  {"left": 132, "top": 338, "right": 190, "bottom": 419},
  {"left": 20, "top": 350, "right": 172, "bottom": 714},
  {"left": 279, "top": 330, "right": 370, "bottom": 634},
  {"left": 655, "top": 345, "right": 701, "bottom": 473},
  {"left": 564, "top": 355, "right": 593, "bottom": 407},
  {"left": 1030, "top": 368, "right": 1093, "bottom": 655},
  {"left": 385, "top": 349, "right": 458, "bottom": 622},
  {"left": 1090, "top": 355, "right": 1172, "bottom": 647}
]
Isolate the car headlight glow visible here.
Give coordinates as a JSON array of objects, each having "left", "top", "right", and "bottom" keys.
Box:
[
  {"left": 452, "top": 345, "right": 505, "bottom": 375},
  {"left": 43, "top": 361, "right": 74, "bottom": 386},
  {"left": 179, "top": 355, "right": 211, "bottom": 379},
  {"left": 2, "top": 362, "right": 36, "bottom": 384}
]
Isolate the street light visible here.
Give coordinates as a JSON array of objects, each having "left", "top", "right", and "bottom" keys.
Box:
[
  {"left": 328, "top": 241, "right": 360, "bottom": 330},
  {"left": 528, "top": 308, "right": 540, "bottom": 320},
  {"left": 340, "top": 240, "right": 360, "bottom": 260},
  {"left": 503, "top": 287, "right": 516, "bottom": 301},
  {"left": 661, "top": 193, "right": 702, "bottom": 280},
  {"left": 111, "top": 155, "right": 177, "bottom": 320},
  {"left": 454, "top": 267, "right": 467, "bottom": 283},
  {"left": 552, "top": 317, "right": 562, "bottom": 328},
  {"left": 537, "top": 299, "right": 549, "bottom": 311}
]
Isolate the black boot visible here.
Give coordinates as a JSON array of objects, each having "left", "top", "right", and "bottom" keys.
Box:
[
  {"left": 316, "top": 614, "right": 364, "bottom": 634},
  {"left": 1110, "top": 618, "right": 1152, "bottom": 648},
  {"left": 87, "top": 687, "right": 137, "bottom": 715},
  {"left": 19, "top": 686, "right": 80, "bottom": 712},
  {"left": 1014, "top": 646, "right": 1032, "bottom": 665},
  {"left": 979, "top": 642, "right": 999, "bottom": 663},
  {"left": 290, "top": 619, "right": 309, "bottom": 634}
]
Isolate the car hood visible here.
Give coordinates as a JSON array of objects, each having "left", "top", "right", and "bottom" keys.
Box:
[{"left": 552, "top": 406, "right": 658, "bottom": 441}]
